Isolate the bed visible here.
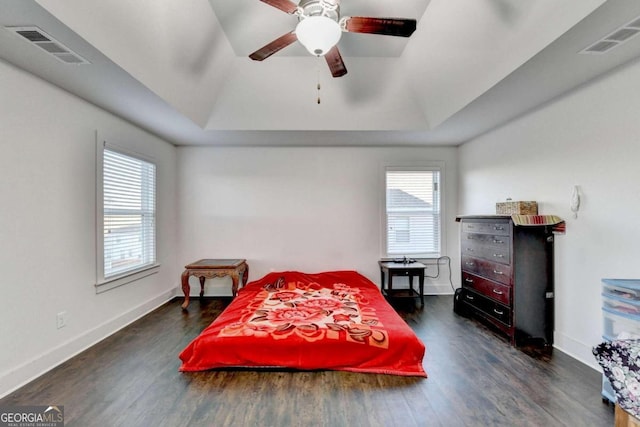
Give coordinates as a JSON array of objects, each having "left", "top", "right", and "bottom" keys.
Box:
[{"left": 179, "top": 270, "right": 427, "bottom": 377}]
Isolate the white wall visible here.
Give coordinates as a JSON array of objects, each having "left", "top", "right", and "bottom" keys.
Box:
[
  {"left": 177, "top": 146, "right": 459, "bottom": 296},
  {"left": 459, "top": 57, "right": 640, "bottom": 368},
  {"left": 0, "top": 59, "right": 178, "bottom": 397}
]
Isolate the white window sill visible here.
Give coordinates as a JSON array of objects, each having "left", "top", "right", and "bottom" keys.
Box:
[{"left": 95, "top": 264, "right": 160, "bottom": 294}]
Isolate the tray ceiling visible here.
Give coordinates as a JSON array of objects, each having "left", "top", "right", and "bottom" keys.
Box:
[{"left": 2, "top": 0, "right": 640, "bottom": 146}]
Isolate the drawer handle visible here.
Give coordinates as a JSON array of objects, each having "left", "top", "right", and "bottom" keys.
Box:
[
  {"left": 466, "top": 248, "right": 474, "bottom": 252},
  {"left": 465, "top": 278, "right": 474, "bottom": 283},
  {"left": 492, "top": 253, "right": 504, "bottom": 258},
  {"left": 494, "top": 226, "right": 505, "bottom": 231},
  {"left": 493, "top": 308, "right": 504, "bottom": 315},
  {"left": 493, "top": 270, "right": 504, "bottom": 275},
  {"left": 465, "top": 262, "right": 475, "bottom": 267},
  {"left": 492, "top": 289, "right": 504, "bottom": 295},
  {"left": 465, "top": 294, "right": 475, "bottom": 301},
  {"left": 493, "top": 239, "right": 504, "bottom": 244},
  {"left": 467, "top": 235, "right": 474, "bottom": 240}
]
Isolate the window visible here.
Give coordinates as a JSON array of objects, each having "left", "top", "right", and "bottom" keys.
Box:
[
  {"left": 96, "top": 140, "right": 157, "bottom": 292},
  {"left": 384, "top": 167, "right": 441, "bottom": 258}
]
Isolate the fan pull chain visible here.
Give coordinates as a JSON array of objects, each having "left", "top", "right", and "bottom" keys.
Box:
[
  {"left": 316, "top": 60, "right": 320, "bottom": 105},
  {"left": 316, "top": 58, "right": 321, "bottom": 104}
]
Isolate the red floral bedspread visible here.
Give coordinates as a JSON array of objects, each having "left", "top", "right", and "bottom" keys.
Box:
[{"left": 179, "top": 270, "right": 426, "bottom": 377}]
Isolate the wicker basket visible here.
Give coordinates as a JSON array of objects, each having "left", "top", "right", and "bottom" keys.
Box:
[{"left": 496, "top": 201, "right": 538, "bottom": 215}]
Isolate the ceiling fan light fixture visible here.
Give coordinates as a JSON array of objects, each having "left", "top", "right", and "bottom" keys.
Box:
[{"left": 295, "top": 16, "right": 342, "bottom": 56}]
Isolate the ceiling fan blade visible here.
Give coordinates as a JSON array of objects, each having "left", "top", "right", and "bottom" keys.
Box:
[
  {"left": 249, "top": 31, "right": 298, "bottom": 61},
  {"left": 344, "top": 17, "right": 417, "bottom": 37},
  {"left": 324, "top": 46, "right": 347, "bottom": 78},
  {"left": 259, "top": 0, "right": 298, "bottom": 14}
]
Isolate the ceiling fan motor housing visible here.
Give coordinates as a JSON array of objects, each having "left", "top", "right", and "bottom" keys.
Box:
[{"left": 298, "top": 0, "right": 340, "bottom": 22}]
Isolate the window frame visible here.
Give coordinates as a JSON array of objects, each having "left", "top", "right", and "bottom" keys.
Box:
[
  {"left": 381, "top": 163, "right": 445, "bottom": 260},
  {"left": 95, "top": 136, "right": 159, "bottom": 293}
]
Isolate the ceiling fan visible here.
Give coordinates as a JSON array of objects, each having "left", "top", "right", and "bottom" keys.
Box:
[{"left": 249, "top": 0, "right": 417, "bottom": 78}]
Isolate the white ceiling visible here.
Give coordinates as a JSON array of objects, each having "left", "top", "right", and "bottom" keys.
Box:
[{"left": 2, "top": 0, "right": 640, "bottom": 146}]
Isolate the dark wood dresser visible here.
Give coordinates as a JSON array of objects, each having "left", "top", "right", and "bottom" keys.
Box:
[{"left": 456, "top": 215, "right": 555, "bottom": 346}]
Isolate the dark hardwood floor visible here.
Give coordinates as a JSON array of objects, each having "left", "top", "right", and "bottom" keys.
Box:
[{"left": 1, "top": 295, "right": 612, "bottom": 426}]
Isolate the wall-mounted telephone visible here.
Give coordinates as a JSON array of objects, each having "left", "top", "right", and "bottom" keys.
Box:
[{"left": 571, "top": 186, "right": 580, "bottom": 219}]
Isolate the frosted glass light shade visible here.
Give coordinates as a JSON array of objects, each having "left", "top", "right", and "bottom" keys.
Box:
[{"left": 296, "top": 16, "right": 342, "bottom": 56}]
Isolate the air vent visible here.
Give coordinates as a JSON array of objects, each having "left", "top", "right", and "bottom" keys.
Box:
[
  {"left": 580, "top": 14, "right": 640, "bottom": 55},
  {"left": 583, "top": 40, "right": 619, "bottom": 54},
  {"left": 5, "top": 26, "right": 90, "bottom": 65}
]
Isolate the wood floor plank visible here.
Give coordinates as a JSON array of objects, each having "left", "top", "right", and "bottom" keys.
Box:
[{"left": 0, "top": 295, "right": 613, "bottom": 426}]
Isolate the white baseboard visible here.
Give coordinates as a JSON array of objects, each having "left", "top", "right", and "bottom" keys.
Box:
[
  {"left": 553, "top": 330, "right": 600, "bottom": 372},
  {"left": 0, "top": 287, "right": 178, "bottom": 399},
  {"left": 425, "top": 283, "right": 455, "bottom": 295}
]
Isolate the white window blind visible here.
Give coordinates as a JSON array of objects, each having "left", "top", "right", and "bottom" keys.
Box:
[
  {"left": 102, "top": 147, "right": 156, "bottom": 280},
  {"left": 385, "top": 168, "right": 441, "bottom": 257}
]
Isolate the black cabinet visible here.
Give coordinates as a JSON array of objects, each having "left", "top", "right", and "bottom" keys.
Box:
[{"left": 456, "top": 215, "right": 554, "bottom": 346}]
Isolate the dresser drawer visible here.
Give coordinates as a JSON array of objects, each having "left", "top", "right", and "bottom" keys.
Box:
[
  {"left": 461, "top": 256, "right": 512, "bottom": 285},
  {"left": 461, "top": 289, "right": 511, "bottom": 326},
  {"left": 462, "top": 231, "right": 510, "bottom": 248},
  {"left": 462, "top": 272, "right": 510, "bottom": 306},
  {"left": 461, "top": 237, "right": 510, "bottom": 265},
  {"left": 462, "top": 220, "right": 511, "bottom": 236}
]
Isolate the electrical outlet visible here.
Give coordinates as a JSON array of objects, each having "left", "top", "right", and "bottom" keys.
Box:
[{"left": 56, "top": 311, "right": 67, "bottom": 329}]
